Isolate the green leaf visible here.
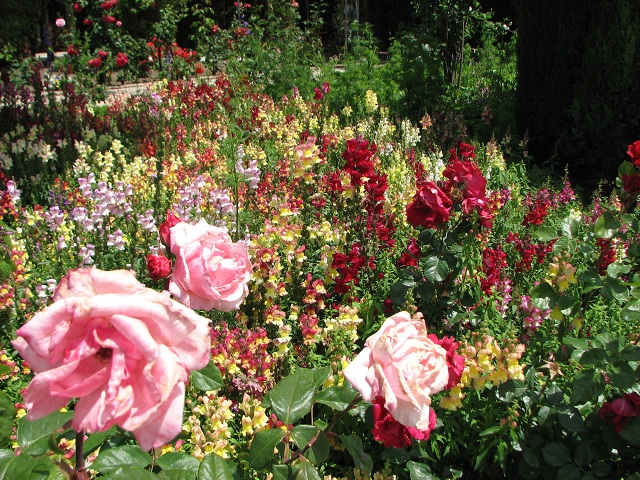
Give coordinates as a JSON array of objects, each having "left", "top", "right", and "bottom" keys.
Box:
[
  {"left": 0, "top": 392, "right": 15, "bottom": 447},
  {"left": 535, "top": 226, "right": 558, "bottom": 242},
  {"left": 496, "top": 379, "right": 526, "bottom": 402},
  {"left": 17, "top": 411, "right": 74, "bottom": 455},
  {"left": 315, "top": 386, "right": 358, "bottom": 411},
  {"left": 541, "top": 442, "right": 570, "bottom": 467},
  {"left": 545, "top": 382, "right": 563, "bottom": 406},
  {"left": 619, "top": 416, "right": 640, "bottom": 446},
  {"left": 198, "top": 453, "right": 234, "bottom": 480},
  {"left": 102, "top": 466, "right": 158, "bottom": 479},
  {"left": 91, "top": 445, "right": 152, "bottom": 474},
  {"left": 602, "top": 277, "right": 629, "bottom": 301},
  {"left": 531, "top": 282, "right": 557, "bottom": 310},
  {"left": 564, "top": 336, "right": 588, "bottom": 352},
  {"left": 190, "top": 362, "right": 224, "bottom": 392},
  {"left": 265, "top": 369, "right": 323, "bottom": 424},
  {"left": 556, "top": 463, "right": 581, "bottom": 480},
  {"left": 574, "top": 442, "right": 593, "bottom": 469},
  {"left": 594, "top": 332, "right": 619, "bottom": 353},
  {"left": 577, "top": 271, "right": 604, "bottom": 293},
  {"left": 158, "top": 469, "right": 197, "bottom": 480},
  {"left": 0, "top": 454, "right": 53, "bottom": 480},
  {"left": 423, "top": 255, "right": 450, "bottom": 283},
  {"left": 522, "top": 448, "right": 541, "bottom": 468},
  {"left": 290, "top": 425, "right": 329, "bottom": 465},
  {"left": 82, "top": 427, "right": 119, "bottom": 456},
  {"left": 561, "top": 217, "right": 580, "bottom": 239},
  {"left": 390, "top": 281, "right": 412, "bottom": 305},
  {"left": 537, "top": 406, "right": 552, "bottom": 426},
  {"left": 618, "top": 343, "right": 640, "bottom": 361},
  {"left": 293, "top": 458, "right": 322, "bottom": 480},
  {"left": 309, "top": 367, "right": 332, "bottom": 389},
  {"left": 607, "top": 262, "right": 631, "bottom": 279},
  {"left": 557, "top": 406, "right": 585, "bottom": 432},
  {"left": 248, "top": 428, "right": 284, "bottom": 469},
  {"left": 594, "top": 212, "right": 619, "bottom": 239},
  {"left": 570, "top": 370, "right": 604, "bottom": 405},
  {"left": 479, "top": 425, "right": 501, "bottom": 437},
  {"left": 606, "top": 361, "right": 637, "bottom": 389},
  {"left": 340, "top": 434, "right": 373, "bottom": 471},
  {"left": 156, "top": 451, "right": 200, "bottom": 473},
  {"left": 577, "top": 348, "right": 607, "bottom": 366},
  {"left": 407, "top": 460, "right": 438, "bottom": 480},
  {"left": 591, "top": 461, "right": 612, "bottom": 477},
  {"left": 272, "top": 464, "right": 296, "bottom": 480}
]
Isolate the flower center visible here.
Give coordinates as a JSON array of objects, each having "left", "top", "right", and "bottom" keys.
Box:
[{"left": 95, "top": 347, "right": 112, "bottom": 363}]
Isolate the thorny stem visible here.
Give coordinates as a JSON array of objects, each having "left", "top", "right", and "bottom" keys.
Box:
[{"left": 71, "top": 430, "right": 90, "bottom": 480}]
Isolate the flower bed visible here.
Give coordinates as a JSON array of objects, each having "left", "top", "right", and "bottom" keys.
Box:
[{"left": 0, "top": 75, "right": 638, "bottom": 479}]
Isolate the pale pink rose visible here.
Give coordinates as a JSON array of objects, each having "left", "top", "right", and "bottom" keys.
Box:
[
  {"left": 11, "top": 268, "right": 210, "bottom": 451},
  {"left": 55, "top": 18, "right": 66, "bottom": 28},
  {"left": 169, "top": 219, "right": 252, "bottom": 311},
  {"left": 343, "top": 311, "right": 449, "bottom": 430}
]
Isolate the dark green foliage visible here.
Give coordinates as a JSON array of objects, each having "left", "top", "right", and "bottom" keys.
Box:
[{"left": 515, "top": 0, "right": 640, "bottom": 192}]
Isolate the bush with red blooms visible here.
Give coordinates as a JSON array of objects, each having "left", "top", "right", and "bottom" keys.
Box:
[
  {"left": 406, "top": 141, "right": 492, "bottom": 230},
  {"left": 599, "top": 392, "right": 640, "bottom": 433},
  {"left": 115, "top": 52, "right": 129, "bottom": 67}
]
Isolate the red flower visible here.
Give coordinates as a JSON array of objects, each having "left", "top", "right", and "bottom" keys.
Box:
[
  {"left": 626, "top": 140, "right": 640, "bottom": 167},
  {"left": 313, "top": 87, "right": 324, "bottom": 100},
  {"left": 115, "top": 52, "right": 129, "bottom": 67},
  {"left": 211, "top": 25, "right": 220, "bottom": 34},
  {"left": 101, "top": 0, "right": 118, "bottom": 9},
  {"left": 159, "top": 213, "right": 183, "bottom": 247},
  {"left": 428, "top": 334, "right": 465, "bottom": 388},
  {"left": 194, "top": 63, "right": 205, "bottom": 75},
  {"left": 371, "top": 396, "right": 436, "bottom": 448},
  {"left": 599, "top": 393, "right": 640, "bottom": 433},
  {"left": 87, "top": 57, "right": 102, "bottom": 68},
  {"left": 146, "top": 254, "right": 172, "bottom": 281},
  {"left": 406, "top": 181, "right": 452, "bottom": 229},
  {"left": 102, "top": 15, "right": 117, "bottom": 23},
  {"left": 622, "top": 173, "right": 640, "bottom": 196},
  {"left": 341, "top": 138, "right": 377, "bottom": 186},
  {"left": 443, "top": 159, "right": 486, "bottom": 199},
  {"left": 321, "top": 81, "right": 330, "bottom": 93},
  {"left": 457, "top": 141, "right": 477, "bottom": 159},
  {"left": 83, "top": 18, "right": 93, "bottom": 26},
  {"left": 398, "top": 237, "right": 421, "bottom": 267},
  {"left": 98, "top": 50, "right": 109, "bottom": 59},
  {"left": 73, "top": 3, "right": 83, "bottom": 12},
  {"left": 67, "top": 44, "right": 79, "bottom": 56}
]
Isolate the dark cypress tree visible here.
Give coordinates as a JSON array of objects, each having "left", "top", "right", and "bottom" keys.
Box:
[{"left": 515, "top": 0, "right": 640, "bottom": 193}]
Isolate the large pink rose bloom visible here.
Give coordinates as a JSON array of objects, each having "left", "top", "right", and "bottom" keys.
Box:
[
  {"left": 343, "top": 311, "right": 449, "bottom": 430},
  {"left": 11, "top": 268, "right": 211, "bottom": 451},
  {"left": 169, "top": 219, "right": 252, "bottom": 311}
]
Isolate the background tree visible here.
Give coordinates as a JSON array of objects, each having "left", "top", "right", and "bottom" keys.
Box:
[{"left": 515, "top": 0, "right": 640, "bottom": 194}]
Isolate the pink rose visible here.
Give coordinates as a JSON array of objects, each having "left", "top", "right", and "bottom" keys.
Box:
[
  {"left": 11, "top": 268, "right": 211, "bottom": 451},
  {"left": 343, "top": 311, "right": 449, "bottom": 430},
  {"left": 169, "top": 219, "right": 252, "bottom": 311}
]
